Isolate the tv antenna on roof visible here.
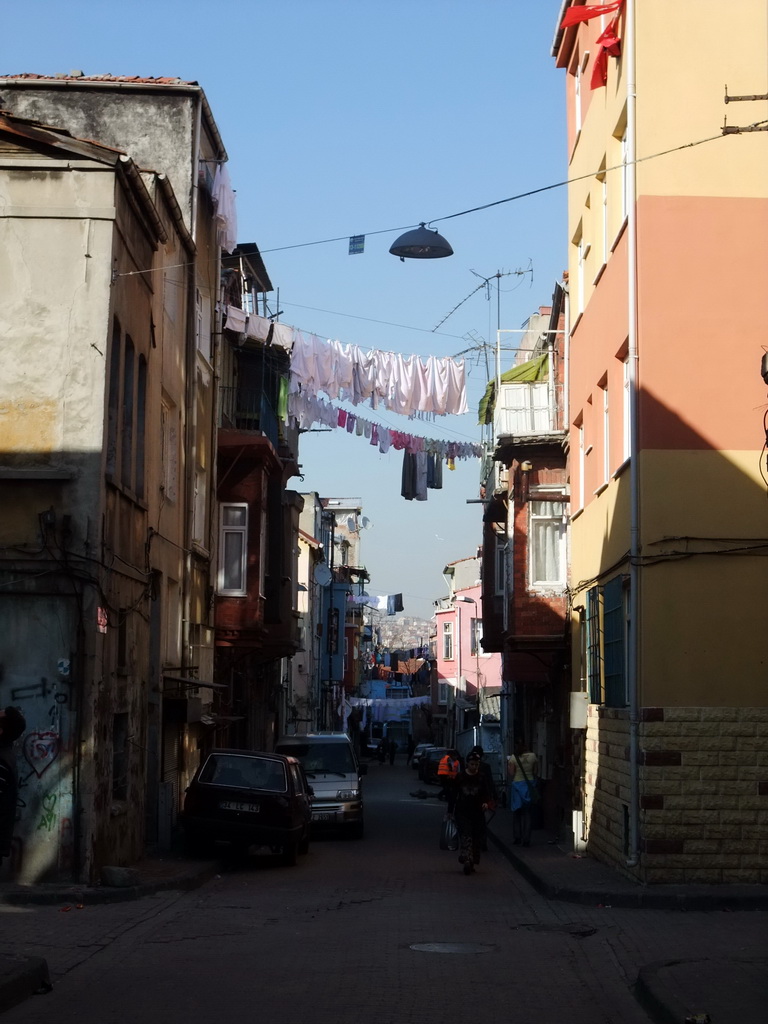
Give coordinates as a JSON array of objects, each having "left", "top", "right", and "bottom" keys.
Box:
[{"left": 432, "top": 266, "right": 530, "bottom": 333}]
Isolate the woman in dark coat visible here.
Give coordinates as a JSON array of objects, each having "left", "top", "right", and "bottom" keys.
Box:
[{"left": 453, "top": 750, "right": 493, "bottom": 875}]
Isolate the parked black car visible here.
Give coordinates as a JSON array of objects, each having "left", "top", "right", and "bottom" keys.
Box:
[
  {"left": 182, "top": 749, "right": 313, "bottom": 865},
  {"left": 411, "top": 742, "right": 438, "bottom": 770},
  {"left": 419, "top": 746, "right": 449, "bottom": 785}
]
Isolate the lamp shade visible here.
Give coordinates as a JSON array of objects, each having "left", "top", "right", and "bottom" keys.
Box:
[{"left": 389, "top": 223, "right": 454, "bottom": 260}]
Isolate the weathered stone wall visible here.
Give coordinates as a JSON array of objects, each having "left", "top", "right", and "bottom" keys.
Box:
[{"left": 584, "top": 706, "right": 768, "bottom": 884}]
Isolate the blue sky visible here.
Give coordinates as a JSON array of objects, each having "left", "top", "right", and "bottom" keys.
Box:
[{"left": 6, "top": 0, "right": 569, "bottom": 620}]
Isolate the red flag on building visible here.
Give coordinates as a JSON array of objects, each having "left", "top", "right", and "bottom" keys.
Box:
[{"left": 590, "top": 16, "right": 622, "bottom": 88}]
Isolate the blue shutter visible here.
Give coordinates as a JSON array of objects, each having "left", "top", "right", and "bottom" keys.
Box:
[
  {"left": 586, "top": 586, "right": 601, "bottom": 703},
  {"left": 603, "top": 576, "right": 627, "bottom": 707}
]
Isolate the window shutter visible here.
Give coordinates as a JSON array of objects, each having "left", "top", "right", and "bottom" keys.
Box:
[{"left": 603, "top": 576, "right": 627, "bottom": 707}]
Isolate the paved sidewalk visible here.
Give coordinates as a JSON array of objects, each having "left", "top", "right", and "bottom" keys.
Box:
[
  {"left": 486, "top": 805, "right": 768, "bottom": 1024},
  {"left": 0, "top": 853, "right": 217, "bottom": 1013},
  {"left": 486, "top": 807, "right": 768, "bottom": 911}
]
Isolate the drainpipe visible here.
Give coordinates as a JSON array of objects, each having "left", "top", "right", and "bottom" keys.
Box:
[
  {"left": 180, "top": 95, "right": 204, "bottom": 739},
  {"left": 547, "top": 335, "right": 555, "bottom": 431},
  {"left": 456, "top": 598, "right": 462, "bottom": 712},
  {"left": 563, "top": 283, "right": 570, "bottom": 432},
  {"left": 625, "top": 0, "right": 640, "bottom": 869}
]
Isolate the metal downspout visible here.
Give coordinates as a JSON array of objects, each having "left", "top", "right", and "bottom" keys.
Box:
[
  {"left": 181, "top": 95, "right": 204, "bottom": 716},
  {"left": 625, "top": 0, "right": 640, "bottom": 869}
]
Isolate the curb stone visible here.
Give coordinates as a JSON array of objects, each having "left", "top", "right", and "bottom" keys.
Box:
[
  {"left": 0, "top": 956, "right": 52, "bottom": 1013},
  {"left": 0, "top": 861, "right": 219, "bottom": 907},
  {"left": 634, "top": 957, "right": 768, "bottom": 1024},
  {"left": 487, "top": 828, "right": 768, "bottom": 911}
]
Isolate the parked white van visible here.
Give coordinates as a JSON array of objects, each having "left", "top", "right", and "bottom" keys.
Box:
[{"left": 274, "top": 733, "right": 366, "bottom": 838}]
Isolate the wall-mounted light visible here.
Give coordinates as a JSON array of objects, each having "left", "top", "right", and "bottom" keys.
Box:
[{"left": 518, "top": 461, "right": 532, "bottom": 504}]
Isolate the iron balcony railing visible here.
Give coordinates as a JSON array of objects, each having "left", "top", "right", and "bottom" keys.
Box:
[{"left": 218, "top": 386, "right": 279, "bottom": 447}]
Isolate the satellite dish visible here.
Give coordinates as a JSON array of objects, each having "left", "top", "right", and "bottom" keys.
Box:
[
  {"left": 346, "top": 515, "right": 357, "bottom": 532},
  {"left": 361, "top": 516, "right": 372, "bottom": 530},
  {"left": 313, "top": 563, "right": 332, "bottom": 587}
]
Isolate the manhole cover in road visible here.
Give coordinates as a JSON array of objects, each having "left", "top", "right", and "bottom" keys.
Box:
[{"left": 410, "top": 942, "right": 496, "bottom": 954}]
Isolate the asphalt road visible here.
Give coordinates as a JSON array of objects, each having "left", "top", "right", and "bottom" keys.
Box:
[{"left": 1, "top": 763, "right": 760, "bottom": 1023}]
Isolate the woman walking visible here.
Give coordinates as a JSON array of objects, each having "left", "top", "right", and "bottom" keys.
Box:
[
  {"left": 454, "top": 750, "right": 493, "bottom": 875},
  {"left": 507, "top": 739, "right": 539, "bottom": 847}
]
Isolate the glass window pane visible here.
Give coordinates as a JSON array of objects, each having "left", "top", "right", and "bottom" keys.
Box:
[
  {"left": 223, "top": 506, "right": 247, "bottom": 527},
  {"left": 223, "top": 532, "right": 244, "bottom": 590}
]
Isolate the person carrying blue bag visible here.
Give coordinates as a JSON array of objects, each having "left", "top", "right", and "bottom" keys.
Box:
[{"left": 507, "top": 739, "right": 539, "bottom": 847}]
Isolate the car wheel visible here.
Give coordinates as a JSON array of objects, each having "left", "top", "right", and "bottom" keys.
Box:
[
  {"left": 348, "top": 821, "right": 365, "bottom": 840},
  {"left": 298, "top": 832, "right": 310, "bottom": 855},
  {"left": 281, "top": 841, "right": 298, "bottom": 866}
]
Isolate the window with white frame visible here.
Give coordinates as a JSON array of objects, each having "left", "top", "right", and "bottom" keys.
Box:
[
  {"left": 574, "top": 224, "right": 586, "bottom": 315},
  {"left": 218, "top": 503, "right": 248, "bottom": 595},
  {"left": 196, "top": 287, "right": 212, "bottom": 363},
  {"left": 577, "top": 420, "right": 585, "bottom": 508},
  {"left": 494, "top": 535, "right": 507, "bottom": 597},
  {"left": 597, "top": 162, "right": 608, "bottom": 267},
  {"left": 574, "top": 50, "right": 589, "bottom": 135},
  {"left": 529, "top": 501, "right": 566, "bottom": 587},
  {"left": 442, "top": 620, "right": 454, "bottom": 661},
  {"left": 437, "top": 680, "right": 449, "bottom": 705},
  {"left": 620, "top": 128, "right": 629, "bottom": 222},
  {"left": 470, "top": 617, "right": 482, "bottom": 657},
  {"left": 192, "top": 466, "right": 208, "bottom": 547},
  {"left": 622, "top": 355, "right": 631, "bottom": 462}
]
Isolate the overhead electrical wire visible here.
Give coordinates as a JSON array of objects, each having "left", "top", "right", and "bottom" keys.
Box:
[
  {"left": 118, "top": 129, "right": 731, "bottom": 279},
  {"left": 258, "top": 131, "right": 729, "bottom": 255}
]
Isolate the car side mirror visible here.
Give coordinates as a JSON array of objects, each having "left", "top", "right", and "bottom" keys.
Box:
[{"left": 358, "top": 763, "right": 368, "bottom": 776}]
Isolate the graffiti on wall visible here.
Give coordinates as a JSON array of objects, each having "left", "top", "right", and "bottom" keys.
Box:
[
  {"left": 1, "top": 663, "right": 75, "bottom": 882},
  {"left": 22, "top": 730, "right": 61, "bottom": 777}
]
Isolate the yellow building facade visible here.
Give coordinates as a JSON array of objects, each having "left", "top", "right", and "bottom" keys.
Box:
[{"left": 555, "top": 0, "right": 768, "bottom": 882}]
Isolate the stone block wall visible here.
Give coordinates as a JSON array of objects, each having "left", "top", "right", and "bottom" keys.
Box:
[{"left": 584, "top": 705, "right": 768, "bottom": 883}]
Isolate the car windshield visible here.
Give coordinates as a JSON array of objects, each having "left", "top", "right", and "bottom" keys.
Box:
[
  {"left": 200, "top": 754, "right": 287, "bottom": 793},
  {"left": 281, "top": 743, "right": 357, "bottom": 775}
]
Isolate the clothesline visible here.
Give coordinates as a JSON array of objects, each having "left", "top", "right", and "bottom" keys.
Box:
[
  {"left": 287, "top": 391, "right": 483, "bottom": 460},
  {"left": 348, "top": 696, "right": 431, "bottom": 709},
  {"left": 290, "top": 332, "right": 468, "bottom": 417},
  {"left": 348, "top": 593, "right": 404, "bottom": 615},
  {"left": 224, "top": 307, "right": 468, "bottom": 416}
]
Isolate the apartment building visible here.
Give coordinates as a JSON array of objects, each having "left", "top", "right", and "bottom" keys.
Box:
[{"left": 554, "top": 1, "right": 768, "bottom": 882}]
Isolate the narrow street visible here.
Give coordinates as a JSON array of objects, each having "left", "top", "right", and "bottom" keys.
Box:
[{"left": 1, "top": 764, "right": 763, "bottom": 1023}]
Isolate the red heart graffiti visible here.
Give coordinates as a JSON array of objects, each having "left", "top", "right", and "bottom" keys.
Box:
[{"left": 22, "top": 731, "right": 60, "bottom": 777}]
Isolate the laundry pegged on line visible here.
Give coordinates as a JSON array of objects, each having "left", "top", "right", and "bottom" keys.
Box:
[
  {"left": 286, "top": 391, "right": 483, "bottom": 462},
  {"left": 347, "top": 593, "right": 404, "bottom": 615},
  {"left": 289, "top": 332, "right": 469, "bottom": 417},
  {"left": 401, "top": 451, "right": 444, "bottom": 501}
]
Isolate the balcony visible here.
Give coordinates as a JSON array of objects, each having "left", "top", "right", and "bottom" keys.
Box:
[
  {"left": 494, "top": 381, "right": 560, "bottom": 439},
  {"left": 218, "top": 386, "right": 279, "bottom": 448}
]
